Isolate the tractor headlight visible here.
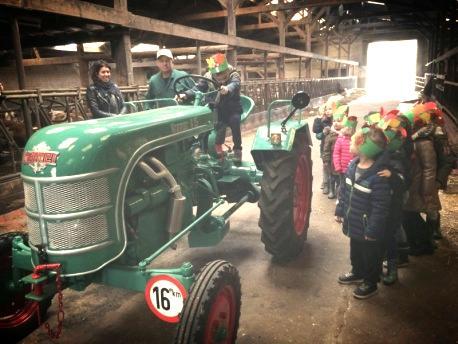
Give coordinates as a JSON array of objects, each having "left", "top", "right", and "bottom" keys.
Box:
[{"left": 270, "top": 133, "right": 282, "bottom": 146}]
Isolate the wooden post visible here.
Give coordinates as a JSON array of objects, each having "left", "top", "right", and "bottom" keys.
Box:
[
  {"left": 241, "top": 64, "right": 247, "bottom": 81},
  {"left": 11, "top": 18, "right": 26, "bottom": 89},
  {"left": 226, "top": 0, "right": 237, "bottom": 67},
  {"left": 347, "top": 40, "right": 351, "bottom": 76},
  {"left": 278, "top": 12, "right": 286, "bottom": 80},
  {"left": 113, "top": 0, "right": 127, "bottom": 11},
  {"left": 11, "top": 17, "right": 33, "bottom": 138},
  {"left": 196, "top": 42, "right": 202, "bottom": 75},
  {"left": 77, "top": 44, "right": 89, "bottom": 87},
  {"left": 263, "top": 51, "right": 268, "bottom": 79},
  {"left": 324, "top": 35, "right": 329, "bottom": 77},
  {"left": 298, "top": 56, "right": 302, "bottom": 79},
  {"left": 113, "top": 32, "right": 134, "bottom": 86},
  {"left": 338, "top": 36, "right": 342, "bottom": 77},
  {"left": 305, "top": 19, "right": 312, "bottom": 78}
]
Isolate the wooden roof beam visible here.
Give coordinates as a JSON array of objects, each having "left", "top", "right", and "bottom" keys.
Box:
[
  {"left": 1, "top": 0, "right": 358, "bottom": 65},
  {"left": 181, "top": 0, "right": 362, "bottom": 21}
]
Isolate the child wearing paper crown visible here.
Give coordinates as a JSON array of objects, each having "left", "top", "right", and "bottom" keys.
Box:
[
  {"left": 402, "top": 102, "right": 454, "bottom": 255},
  {"left": 332, "top": 115, "right": 357, "bottom": 198},
  {"left": 206, "top": 53, "right": 243, "bottom": 162},
  {"left": 375, "top": 110, "right": 412, "bottom": 285},
  {"left": 335, "top": 127, "right": 390, "bottom": 299},
  {"left": 322, "top": 105, "right": 347, "bottom": 198},
  {"left": 312, "top": 103, "right": 333, "bottom": 190}
]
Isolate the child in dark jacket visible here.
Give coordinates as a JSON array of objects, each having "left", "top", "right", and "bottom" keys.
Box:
[
  {"left": 206, "top": 53, "right": 243, "bottom": 162},
  {"left": 322, "top": 107, "right": 346, "bottom": 198},
  {"left": 313, "top": 104, "right": 333, "bottom": 190},
  {"left": 335, "top": 127, "right": 391, "bottom": 299},
  {"left": 376, "top": 111, "right": 412, "bottom": 285}
]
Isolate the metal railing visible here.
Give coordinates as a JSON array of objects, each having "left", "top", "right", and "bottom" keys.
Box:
[
  {"left": 0, "top": 76, "right": 356, "bottom": 175},
  {"left": 241, "top": 76, "right": 357, "bottom": 113},
  {"left": 422, "top": 47, "right": 458, "bottom": 123},
  {"left": 415, "top": 76, "right": 425, "bottom": 92}
]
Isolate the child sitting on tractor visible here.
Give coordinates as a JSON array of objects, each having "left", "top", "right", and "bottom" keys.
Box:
[{"left": 206, "top": 53, "right": 243, "bottom": 162}]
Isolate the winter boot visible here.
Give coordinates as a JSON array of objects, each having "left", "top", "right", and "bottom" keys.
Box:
[
  {"left": 383, "top": 259, "right": 398, "bottom": 285},
  {"left": 322, "top": 183, "right": 329, "bottom": 195},
  {"left": 397, "top": 244, "right": 410, "bottom": 267},
  {"left": 233, "top": 149, "right": 242, "bottom": 163},
  {"left": 430, "top": 214, "right": 442, "bottom": 240},
  {"left": 328, "top": 180, "right": 336, "bottom": 199}
]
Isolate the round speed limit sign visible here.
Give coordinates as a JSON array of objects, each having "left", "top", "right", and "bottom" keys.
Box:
[{"left": 144, "top": 275, "right": 188, "bottom": 323}]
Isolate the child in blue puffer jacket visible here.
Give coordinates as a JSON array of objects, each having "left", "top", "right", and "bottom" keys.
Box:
[{"left": 335, "top": 127, "right": 391, "bottom": 299}]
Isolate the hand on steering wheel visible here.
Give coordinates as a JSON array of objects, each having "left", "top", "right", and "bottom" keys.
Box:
[{"left": 173, "top": 74, "right": 220, "bottom": 106}]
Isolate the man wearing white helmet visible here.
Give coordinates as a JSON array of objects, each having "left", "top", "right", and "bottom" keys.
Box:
[{"left": 145, "top": 48, "right": 190, "bottom": 102}]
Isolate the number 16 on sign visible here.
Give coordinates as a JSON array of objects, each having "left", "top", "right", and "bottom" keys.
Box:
[{"left": 145, "top": 275, "right": 188, "bottom": 323}]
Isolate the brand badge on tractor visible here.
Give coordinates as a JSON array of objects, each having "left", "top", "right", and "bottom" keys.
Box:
[
  {"left": 22, "top": 142, "right": 59, "bottom": 173},
  {"left": 144, "top": 275, "right": 187, "bottom": 323}
]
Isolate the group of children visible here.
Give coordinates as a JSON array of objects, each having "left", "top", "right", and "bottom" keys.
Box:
[{"left": 314, "top": 96, "right": 454, "bottom": 299}]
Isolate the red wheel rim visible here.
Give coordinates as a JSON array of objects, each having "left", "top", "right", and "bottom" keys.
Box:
[
  {"left": 293, "top": 153, "right": 311, "bottom": 235},
  {"left": 0, "top": 288, "right": 39, "bottom": 329},
  {"left": 204, "top": 285, "right": 237, "bottom": 344}
]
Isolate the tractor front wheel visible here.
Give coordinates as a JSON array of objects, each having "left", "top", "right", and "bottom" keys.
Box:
[
  {"left": 258, "top": 146, "right": 313, "bottom": 262},
  {"left": 0, "top": 232, "right": 50, "bottom": 343},
  {"left": 175, "top": 260, "right": 241, "bottom": 344}
]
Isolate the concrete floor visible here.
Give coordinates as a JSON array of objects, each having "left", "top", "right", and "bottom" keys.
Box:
[{"left": 24, "top": 111, "right": 458, "bottom": 343}]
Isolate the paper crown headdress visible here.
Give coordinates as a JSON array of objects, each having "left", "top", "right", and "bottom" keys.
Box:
[
  {"left": 342, "top": 115, "right": 357, "bottom": 128},
  {"left": 332, "top": 105, "right": 348, "bottom": 121},
  {"left": 363, "top": 111, "right": 382, "bottom": 127},
  {"left": 354, "top": 127, "right": 385, "bottom": 158},
  {"left": 411, "top": 101, "right": 444, "bottom": 126},
  {"left": 378, "top": 110, "right": 407, "bottom": 152},
  {"left": 206, "top": 53, "right": 229, "bottom": 74}
]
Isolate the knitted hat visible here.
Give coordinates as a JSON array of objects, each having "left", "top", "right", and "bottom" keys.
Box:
[{"left": 206, "top": 53, "right": 229, "bottom": 74}]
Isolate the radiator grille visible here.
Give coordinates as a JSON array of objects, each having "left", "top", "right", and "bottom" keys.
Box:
[
  {"left": 47, "top": 214, "right": 109, "bottom": 250},
  {"left": 27, "top": 217, "right": 42, "bottom": 246},
  {"left": 42, "top": 177, "right": 110, "bottom": 214},
  {"left": 23, "top": 183, "right": 37, "bottom": 212}
]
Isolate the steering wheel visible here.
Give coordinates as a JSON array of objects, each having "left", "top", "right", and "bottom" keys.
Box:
[{"left": 173, "top": 74, "right": 220, "bottom": 106}]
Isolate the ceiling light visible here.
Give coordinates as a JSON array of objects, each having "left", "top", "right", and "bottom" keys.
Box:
[{"left": 367, "top": 1, "right": 385, "bottom": 5}]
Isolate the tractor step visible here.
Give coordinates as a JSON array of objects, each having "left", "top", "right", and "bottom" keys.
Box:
[{"left": 217, "top": 175, "right": 241, "bottom": 184}]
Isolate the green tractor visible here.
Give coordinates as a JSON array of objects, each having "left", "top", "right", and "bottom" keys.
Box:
[{"left": 0, "top": 75, "right": 313, "bottom": 343}]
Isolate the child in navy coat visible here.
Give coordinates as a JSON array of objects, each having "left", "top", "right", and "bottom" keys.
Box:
[{"left": 335, "top": 127, "right": 391, "bottom": 299}]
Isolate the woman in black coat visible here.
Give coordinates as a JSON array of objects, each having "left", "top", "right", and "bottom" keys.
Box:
[{"left": 86, "top": 60, "right": 126, "bottom": 118}]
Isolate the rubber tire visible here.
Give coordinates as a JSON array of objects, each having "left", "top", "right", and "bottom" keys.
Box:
[
  {"left": 175, "top": 260, "right": 241, "bottom": 344},
  {"left": 0, "top": 232, "right": 50, "bottom": 344},
  {"left": 258, "top": 145, "right": 313, "bottom": 262}
]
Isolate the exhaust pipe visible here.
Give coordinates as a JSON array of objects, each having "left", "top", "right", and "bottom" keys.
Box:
[{"left": 139, "top": 157, "right": 186, "bottom": 239}]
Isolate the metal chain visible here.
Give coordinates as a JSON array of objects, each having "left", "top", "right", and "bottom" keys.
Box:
[
  {"left": 33, "top": 264, "right": 65, "bottom": 339},
  {"left": 44, "top": 266, "right": 65, "bottom": 339}
]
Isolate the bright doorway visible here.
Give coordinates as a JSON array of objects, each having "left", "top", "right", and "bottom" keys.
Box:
[{"left": 366, "top": 40, "right": 418, "bottom": 100}]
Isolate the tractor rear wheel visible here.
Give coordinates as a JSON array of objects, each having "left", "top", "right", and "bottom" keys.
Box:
[
  {"left": 175, "top": 260, "right": 241, "bottom": 344},
  {"left": 258, "top": 145, "right": 313, "bottom": 262},
  {"left": 0, "top": 232, "right": 50, "bottom": 343}
]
